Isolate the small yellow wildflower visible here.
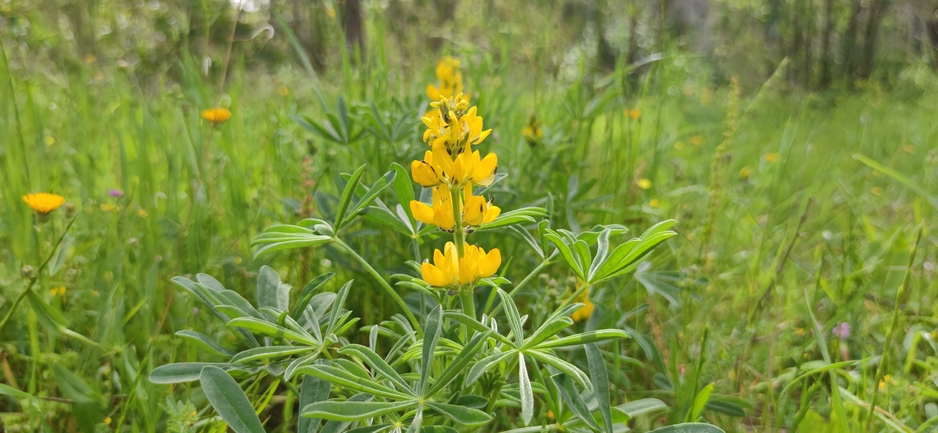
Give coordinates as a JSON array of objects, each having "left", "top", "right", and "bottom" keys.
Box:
[
  {"left": 278, "top": 85, "right": 290, "bottom": 96},
  {"left": 870, "top": 187, "right": 883, "bottom": 196},
  {"left": 23, "top": 193, "right": 67, "bottom": 215},
  {"left": 649, "top": 199, "right": 660, "bottom": 208},
  {"left": 627, "top": 108, "right": 641, "bottom": 119},
  {"left": 690, "top": 135, "right": 703, "bottom": 146},
  {"left": 137, "top": 208, "right": 149, "bottom": 218},
  {"left": 420, "top": 242, "right": 501, "bottom": 288},
  {"left": 50, "top": 286, "right": 67, "bottom": 297},
  {"left": 879, "top": 374, "right": 892, "bottom": 391},
  {"left": 522, "top": 116, "right": 543, "bottom": 146},
  {"left": 571, "top": 296, "right": 594, "bottom": 323},
  {"left": 764, "top": 153, "right": 780, "bottom": 162},
  {"left": 637, "top": 178, "right": 652, "bottom": 190},
  {"left": 233, "top": 257, "right": 243, "bottom": 265},
  {"left": 100, "top": 204, "right": 119, "bottom": 212},
  {"left": 84, "top": 53, "right": 97, "bottom": 63},
  {"left": 547, "top": 410, "right": 555, "bottom": 420},
  {"left": 94, "top": 71, "right": 104, "bottom": 81},
  {"left": 903, "top": 145, "right": 914, "bottom": 154},
  {"left": 795, "top": 328, "right": 806, "bottom": 335},
  {"left": 201, "top": 108, "right": 232, "bottom": 125},
  {"left": 931, "top": 330, "right": 937, "bottom": 340},
  {"left": 45, "top": 136, "right": 56, "bottom": 146},
  {"left": 104, "top": 417, "right": 112, "bottom": 425},
  {"left": 326, "top": 6, "right": 335, "bottom": 18},
  {"left": 739, "top": 166, "right": 751, "bottom": 179},
  {"left": 674, "top": 141, "right": 685, "bottom": 150}
]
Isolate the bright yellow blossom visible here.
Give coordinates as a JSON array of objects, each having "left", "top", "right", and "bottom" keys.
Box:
[
  {"left": 764, "top": 152, "right": 780, "bottom": 162},
  {"left": 522, "top": 116, "right": 543, "bottom": 146},
  {"left": 23, "top": 193, "right": 66, "bottom": 215},
  {"left": 426, "top": 57, "right": 467, "bottom": 102},
  {"left": 571, "top": 296, "right": 594, "bottom": 323},
  {"left": 201, "top": 108, "right": 231, "bottom": 125},
  {"left": 50, "top": 286, "right": 67, "bottom": 297},
  {"left": 627, "top": 109, "right": 641, "bottom": 119},
  {"left": 410, "top": 184, "right": 499, "bottom": 230},
  {"left": 421, "top": 242, "right": 501, "bottom": 288},
  {"left": 637, "top": 178, "right": 652, "bottom": 190}
]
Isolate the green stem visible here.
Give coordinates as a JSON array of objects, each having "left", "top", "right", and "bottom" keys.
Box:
[
  {"left": 0, "top": 217, "right": 77, "bottom": 333},
  {"left": 864, "top": 224, "right": 922, "bottom": 430},
  {"left": 557, "top": 282, "right": 591, "bottom": 312},
  {"left": 334, "top": 238, "right": 422, "bottom": 334},
  {"left": 460, "top": 290, "right": 476, "bottom": 320},
  {"left": 450, "top": 185, "right": 465, "bottom": 256}
]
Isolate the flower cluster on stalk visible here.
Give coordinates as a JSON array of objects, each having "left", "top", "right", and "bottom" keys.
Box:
[{"left": 413, "top": 59, "right": 501, "bottom": 291}]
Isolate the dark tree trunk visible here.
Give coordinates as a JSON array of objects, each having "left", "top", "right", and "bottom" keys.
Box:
[
  {"left": 818, "top": 0, "right": 834, "bottom": 88},
  {"left": 841, "top": 0, "right": 863, "bottom": 80},
  {"left": 857, "top": 0, "right": 890, "bottom": 79},
  {"left": 342, "top": 0, "right": 365, "bottom": 61}
]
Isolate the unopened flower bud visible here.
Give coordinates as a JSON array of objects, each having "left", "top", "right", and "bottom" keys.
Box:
[
  {"left": 64, "top": 203, "right": 77, "bottom": 219},
  {"left": 21, "top": 265, "right": 36, "bottom": 280}
]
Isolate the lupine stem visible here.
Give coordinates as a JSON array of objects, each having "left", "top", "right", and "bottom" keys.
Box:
[{"left": 333, "top": 238, "right": 422, "bottom": 334}]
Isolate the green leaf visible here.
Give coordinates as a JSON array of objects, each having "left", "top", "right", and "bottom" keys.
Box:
[
  {"left": 149, "top": 362, "right": 228, "bottom": 384},
  {"left": 325, "top": 280, "right": 353, "bottom": 338},
  {"left": 257, "top": 265, "right": 289, "bottom": 312},
  {"left": 689, "top": 383, "right": 714, "bottom": 421},
  {"left": 544, "top": 231, "right": 584, "bottom": 280},
  {"left": 535, "top": 329, "right": 629, "bottom": 349},
  {"left": 252, "top": 235, "right": 333, "bottom": 260},
  {"left": 339, "top": 344, "right": 414, "bottom": 395},
  {"left": 292, "top": 273, "right": 336, "bottom": 319},
  {"left": 647, "top": 423, "right": 725, "bottom": 433},
  {"left": 230, "top": 346, "right": 314, "bottom": 364},
  {"left": 427, "top": 331, "right": 490, "bottom": 397},
  {"left": 200, "top": 366, "right": 266, "bottom": 433},
  {"left": 299, "top": 376, "right": 332, "bottom": 433},
  {"left": 0, "top": 383, "right": 39, "bottom": 412},
  {"left": 518, "top": 353, "right": 534, "bottom": 425},
  {"left": 425, "top": 401, "right": 493, "bottom": 427},
  {"left": 294, "top": 365, "right": 412, "bottom": 400},
  {"left": 363, "top": 205, "right": 413, "bottom": 235},
  {"left": 497, "top": 289, "right": 525, "bottom": 346},
  {"left": 335, "top": 165, "right": 367, "bottom": 229},
  {"left": 175, "top": 330, "right": 236, "bottom": 357},
  {"left": 347, "top": 170, "right": 397, "bottom": 224},
  {"left": 466, "top": 351, "right": 515, "bottom": 387},
  {"left": 227, "top": 317, "right": 319, "bottom": 346},
  {"left": 303, "top": 400, "right": 416, "bottom": 422},
  {"left": 443, "top": 312, "right": 514, "bottom": 346},
  {"left": 390, "top": 162, "right": 417, "bottom": 228},
  {"left": 318, "top": 394, "right": 376, "bottom": 433},
  {"left": 420, "top": 305, "right": 443, "bottom": 395},
  {"left": 612, "top": 398, "right": 669, "bottom": 421},
  {"left": 523, "top": 316, "right": 574, "bottom": 349},
  {"left": 528, "top": 351, "right": 592, "bottom": 391},
  {"left": 477, "top": 207, "right": 547, "bottom": 231},
  {"left": 26, "top": 288, "right": 68, "bottom": 329},
  {"left": 586, "top": 344, "right": 614, "bottom": 432},
  {"left": 552, "top": 373, "right": 600, "bottom": 432},
  {"left": 588, "top": 228, "right": 612, "bottom": 281},
  {"left": 854, "top": 154, "right": 938, "bottom": 210}
]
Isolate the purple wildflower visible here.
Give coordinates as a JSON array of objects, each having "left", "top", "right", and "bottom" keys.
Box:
[
  {"left": 109, "top": 189, "right": 124, "bottom": 198},
  {"left": 832, "top": 322, "right": 851, "bottom": 340}
]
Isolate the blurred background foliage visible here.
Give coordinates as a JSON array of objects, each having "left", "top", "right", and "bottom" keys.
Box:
[{"left": 2, "top": 0, "right": 938, "bottom": 431}]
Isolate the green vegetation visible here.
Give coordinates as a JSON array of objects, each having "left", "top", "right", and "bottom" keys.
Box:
[{"left": 2, "top": 1, "right": 938, "bottom": 432}]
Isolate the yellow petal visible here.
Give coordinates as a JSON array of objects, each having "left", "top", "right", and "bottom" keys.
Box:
[
  {"left": 411, "top": 160, "right": 440, "bottom": 187},
  {"left": 462, "top": 194, "right": 486, "bottom": 227},
  {"left": 422, "top": 262, "right": 450, "bottom": 287},
  {"left": 483, "top": 204, "right": 501, "bottom": 223},
  {"left": 472, "top": 153, "right": 497, "bottom": 186},
  {"left": 472, "top": 129, "right": 492, "bottom": 145},
  {"left": 426, "top": 84, "right": 441, "bottom": 101},
  {"left": 478, "top": 248, "right": 501, "bottom": 277},
  {"left": 410, "top": 201, "right": 435, "bottom": 225}
]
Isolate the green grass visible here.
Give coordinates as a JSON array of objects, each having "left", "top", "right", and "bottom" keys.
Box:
[{"left": 2, "top": 16, "right": 938, "bottom": 432}]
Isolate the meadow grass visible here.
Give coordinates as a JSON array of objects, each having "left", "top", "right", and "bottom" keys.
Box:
[{"left": 2, "top": 25, "right": 938, "bottom": 432}]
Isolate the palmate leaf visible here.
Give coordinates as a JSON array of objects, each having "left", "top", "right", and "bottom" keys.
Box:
[
  {"left": 294, "top": 365, "right": 412, "bottom": 400},
  {"left": 552, "top": 373, "right": 601, "bottom": 432},
  {"left": 230, "top": 346, "right": 315, "bottom": 364},
  {"left": 339, "top": 344, "right": 414, "bottom": 395},
  {"left": 175, "top": 330, "right": 236, "bottom": 357},
  {"left": 426, "top": 331, "right": 490, "bottom": 397},
  {"left": 257, "top": 265, "right": 290, "bottom": 313},
  {"left": 425, "top": 401, "right": 493, "bottom": 427}
]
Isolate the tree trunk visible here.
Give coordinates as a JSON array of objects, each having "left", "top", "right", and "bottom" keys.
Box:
[
  {"left": 841, "top": 0, "right": 863, "bottom": 80},
  {"left": 342, "top": 0, "right": 365, "bottom": 61},
  {"left": 818, "top": 0, "right": 834, "bottom": 88},
  {"left": 857, "top": 0, "right": 890, "bottom": 79}
]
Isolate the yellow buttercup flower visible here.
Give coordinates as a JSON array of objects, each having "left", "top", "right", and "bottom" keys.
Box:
[
  {"left": 421, "top": 242, "right": 501, "bottom": 288},
  {"left": 100, "top": 203, "right": 119, "bottom": 212},
  {"left": 764, "top": 152, "right": 780, "bottom": 162},
  {"left": 649, "top": 199, "right": 660, "bottom": 208},
  {"left": 690, "top": 135, "right": 703, "bottom": 146},
  {"left": 627, "top": 109, "right": 641, "bottom": 119},
  {"left": 637, "top": 178, "right": 652, "bottom": 190},
  {"left": 23, "top": 193, "right": 66, "bottom": 215},
  {"left": 739, "top": 166, "right": 751, "bottom": 179},
  {"left": 50, "top": 286, "right": 67, "bottom": 297},
  {"left": 201, "top": 108, "right": 232, "bottom": 125}
]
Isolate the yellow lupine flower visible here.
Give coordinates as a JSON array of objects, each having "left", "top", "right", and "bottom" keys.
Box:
[
  {"left": 421, "top": 242, "right": 501, "bottom": 288},
  {"left": 411, "top": 150, "right": 443, "bottom": 187},
  {"left": 522, "top": 116, "right": 543, "bottom": 145},
  {"left": 410, "top": 184, "right": 499, "bottom": 230},
  {"left": 50, "top": 286, "right": 67, "bottom": 297},
  {"left": 410, "top": 186, "right": 455, "bottom": 231},
  {"left": 571, "top": 296, "right": 594, "bottom": 323},
  {"left": 426, "top": 57, "right": 466, "bottom": 102},
  {"left": 461, "top": 184, "right": 500, "bottom": 227},
  {"left": 412, "top": 144, "right": 497, "bottom": 188},
  {"left": 23, "top": 193, "right": 66, "bottom": 215},
  {"left": 201, "top": 108, "right": 231, "bottom": 125}
]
